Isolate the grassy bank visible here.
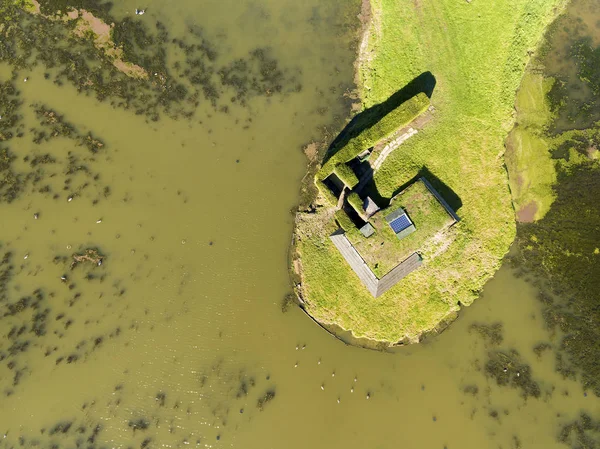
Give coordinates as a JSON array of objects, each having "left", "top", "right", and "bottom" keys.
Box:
[{"left": 294, "top": 0, "right": 566, "bottom": 343}]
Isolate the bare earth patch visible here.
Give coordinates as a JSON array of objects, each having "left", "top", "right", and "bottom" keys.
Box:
[
  {"left": 303, "top": 142, "right": 319, "bottom": 163},
  {"left": 73, "top": 10, "right": 148, "bottom": 79},
  {"left": 28, "top": 0, "right": 41, "bottom": 14},
  {"left": 356, "top": 0, "right": 379, "bottom": 91},
  {"left": 24, "top": 3, "right": 148, "bottom": 79},
  {"left": 517, "top": 201, "right": 538, "bottom": 222}
]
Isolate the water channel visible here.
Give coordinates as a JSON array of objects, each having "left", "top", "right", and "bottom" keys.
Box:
[{"left": 0, "top": 0, "right": 599, "bottom": 448}]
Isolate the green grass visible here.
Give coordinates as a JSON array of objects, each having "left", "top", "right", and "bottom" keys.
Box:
[
  {"left": 346, "top": 191, "right": 364, "bottom": 215},
  {"left": 350, "top": 180, "right": 454, "bottom": 277},
  {"left": 333, "top": 163, "right": 359, "bottom": 188},
  {"left": 505, "top": 41, "right": 600, "bottom": 222},
  {"left": 296, "top": 0, "right": 566, "bottom": 343},
  {"left": 316, "top": 179, "right": 338, "bottom": 206},
  {"left": 505, "top": 73, "right": 557, "bottom": 221},
  {"left": 334, "top": 209, "right": 356, "bottom": 232},
  {"left": 317, "top": 93, "right": 429, "bottom": 180}
]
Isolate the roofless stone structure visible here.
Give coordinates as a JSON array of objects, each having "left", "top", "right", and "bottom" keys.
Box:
[{"left": 329, "top": 177, "right": 457, "bottom": 297}]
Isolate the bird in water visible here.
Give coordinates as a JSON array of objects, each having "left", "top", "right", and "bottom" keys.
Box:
[{"left": 135, "top": 8, "right": 146, "bottom": 15}]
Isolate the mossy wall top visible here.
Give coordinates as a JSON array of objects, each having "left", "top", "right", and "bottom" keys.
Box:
[{"left": 317, "top": 92, "right": 429, "bottom": 180}]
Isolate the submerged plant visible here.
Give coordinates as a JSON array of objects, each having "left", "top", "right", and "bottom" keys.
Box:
[
  {"left": 516, "top": 162, "right": 600, "bottom": 396},
  {"left": 256, "top": 389, "right": 276, "bottom": 411},
  {"left": 484, "top": 349, "right": 541, "bottom": 399},
  {"left": 70, "top": 248, "right": 105, "bottom": 269}
]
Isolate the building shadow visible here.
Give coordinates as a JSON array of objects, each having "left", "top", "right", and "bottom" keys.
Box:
[
  {"left": 323, "top": 71, "right": 436, "bottom": 164},
  {"left": 362, "top": 166, "right": 462, "bottom": 214}
]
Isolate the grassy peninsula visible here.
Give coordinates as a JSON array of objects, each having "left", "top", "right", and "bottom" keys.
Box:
[{"left": 293, "top": 0, "right": 566, "bottom": 344}]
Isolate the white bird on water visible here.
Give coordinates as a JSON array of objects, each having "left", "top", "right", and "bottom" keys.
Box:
[{"left": 135, "top": 8, "right": 146, "bottom": 15}]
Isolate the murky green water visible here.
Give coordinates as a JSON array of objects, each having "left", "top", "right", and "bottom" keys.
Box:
[{"left": 1, "top": 0, "right": 599, "bottom": 448}]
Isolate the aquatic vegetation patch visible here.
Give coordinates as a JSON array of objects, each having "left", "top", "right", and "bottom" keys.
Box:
[
  {"left": 31, "top": 105, "right": 105, "bottom": 153},
  {"left": 280, "top": 292, "right": 296, "bottom": 313},
  {"left": 0, "top": 1, "right": 303, "bottom": 122},
  {"left": 0, "top": 81, "right": 111, "bottom": 204},
  {"left": 256, "top": 389, "right": 276, "bottom": 411},
  {"left": 218, "top": 48, "right": 300, "bottom": 107},
  {"left": 73, "top": 10, "right": 149, "bottom": 79},
  {"left": 0, "top": 147, "right": 22, "bottom": 203},
  {"left": 558, "top": 413, "right": 600, "bottom": 449},
  {"left": 509, "top": 14, "right": 600, "bottom": 401},
  {"left": 536, "top": 5, "right": 600, "bottom": 133},
  {"left": 462, "top": 384, "right": 479, "bottom": 396},
  {"left": 469, "top": 322, "right": 504, "bottom": 346},
  {"left": 0, "top": 81, "right": 26, "bottom": 203},
  {"left": 128, "top": 418, "right": 150, "bottom": 432},
  {"left": 70, "top": 248, "right": 105, "bottom": 269},
  {"left": 0, "top": 80, "right": 23, "bottom": 141},
  {"left": 515, "top": 162, "right": 600, "bottom": 396},
  {"left": 5, "top": 371, "right": 248, "bottom": 447},
  {"left": 484, "top": 349, "right": 541, "bottom": 399},
  {"left": 0, "top": 236, "right": 135, "bottom": 401},
  {"left": 196, "top": 357, "right": 276, "bottom": 429},
  {"left": 533, "top": 342, "right": 552, "bottom": 358}
]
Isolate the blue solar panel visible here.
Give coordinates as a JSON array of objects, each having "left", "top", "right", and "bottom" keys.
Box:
[{"left": 389, "top": 214, "right": 411, "bottom": 233}]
